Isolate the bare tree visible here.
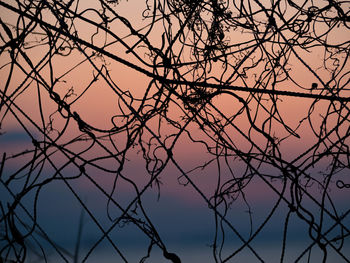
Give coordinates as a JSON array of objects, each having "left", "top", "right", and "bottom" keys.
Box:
[{"left": 0, "top": 0, "right": 349, "bottom": 262}]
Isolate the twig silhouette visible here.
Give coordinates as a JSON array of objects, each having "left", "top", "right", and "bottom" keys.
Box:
[{"left": 0, "top": 0, "right": 349, "bottom": 262}]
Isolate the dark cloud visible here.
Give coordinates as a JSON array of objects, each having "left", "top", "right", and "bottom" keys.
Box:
[{"left": 0, "top": 130, "right": 34, "bottom": 144}]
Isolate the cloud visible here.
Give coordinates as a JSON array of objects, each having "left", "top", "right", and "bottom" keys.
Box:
[{"left": 0, "top": 130, "right": 33, "bottom": 144}]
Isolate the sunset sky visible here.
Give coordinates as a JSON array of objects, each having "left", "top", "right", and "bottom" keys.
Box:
[{"left": 0, "top": 0, "right": 349, "bottom": 262}]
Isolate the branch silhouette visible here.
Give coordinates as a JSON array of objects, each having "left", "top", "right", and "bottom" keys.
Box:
[{"left": 0, "top": 0, "right": 349, "bottom": 262}]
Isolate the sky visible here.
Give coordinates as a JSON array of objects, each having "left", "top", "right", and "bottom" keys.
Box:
[{"left": 0, "top": 0, "right": 350, "bottom": 262}]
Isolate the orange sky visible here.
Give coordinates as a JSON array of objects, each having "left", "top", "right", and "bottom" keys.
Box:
[{"left": 1, "top": 0, "right": 349, "bottom": 206}]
